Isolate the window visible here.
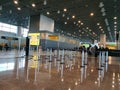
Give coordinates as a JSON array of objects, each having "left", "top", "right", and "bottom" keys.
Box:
[
  {"left": 21, "top": 28, "right": 29, "bottom": 37},
  {"left": 0, "top": 22, "right": 17, "bottom": 34}
]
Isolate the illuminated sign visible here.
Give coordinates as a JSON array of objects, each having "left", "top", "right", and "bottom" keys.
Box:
[
  {"left": 48, "top": 35, "right": 59, "bottom": 40},
  {"left": 29, "top": 55, "right": 38, "bottom": 68},
  {"left": 28, "top": 33, "right": 40, "bottom": 45}
]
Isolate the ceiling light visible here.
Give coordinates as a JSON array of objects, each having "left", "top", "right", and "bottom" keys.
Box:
[
  {"left": 64, "top": 22, "right": 67, "bottom": 24},
  {"left": 86, "top": 27, "right": 89, "bottom": 29},
  {"left": 114, "top": 25, "right": 117, "bottom": 28},
  {"left": 14, "top": 0, "right": 18, "bottom": 4},
  {"left": 102, "top": 12, "right": 106, "bottom": 16},
  {"left": 78, "top": 20, "right": 81, "bottom": 23},
  {"left": 64, "top": 8, "right": 67, "bottom": 12},
  {"left": 43, "top": 0, "right": 47, "bottom": 5},
  {"left": 114, "top": 22, "right": 117, "bottom": 24},
  {"left": 81, "top": 23, "right": 83, "bottom": 25},
  {"left": 99, "top": 26, "right": 102, "bottom": 29},
  {"left": 67, "top": 17, "right": 69, "bottom": 20},
  {"left": 62, "top": 14, "right": 65, "bottom": 17},
  {"left": 89, "top": 29, "right": 91, "bottom": 31},
  {"left": 17, "top": 7, "right": 21, "bottom": 10},
  {"left": 101, "top": 7, "right": 105, "bottom": 12},
  {"left": 32, "top": 3, "right": 36, "bottom": 7},
  {"left": 72, "top": 15, "right": 75, "bottom": 19},
  {"left": 90, "top": 13, "right": 94, "bottom": 16},
  {"left": 101, "top": 29, "right": 103, "bottom": 31},
  {"left": 57, "top": 10, "right": 60, "bottom": 14},
  {"left": 97, "top": 23, "right": 100, "bottom": 25},
  {"left": 9, "top": 10, "right": 12, "bottom": 14},
  {"left": 114, "top": 17, "right": 117, "bottom": 19},
  {"left": 47, "top": 12, "right": 50, "bottom": 15},
  {"left": 105, "top": 18, "right": 109, "bottom": 26},
  {"left": 82, "top": 32, "right": 84, "bottom": 34},
  {"left": 73, "top": 22, "right": 76, "bottom": 24},
  {"left": 0, "top": 5, "right": 2, "bottom": 10},
  {"left": 107, "top": 27, "right": 110, "bottom": 31},
  {"left": 99, "top": 2, "right": 104, "bottom": 7}
]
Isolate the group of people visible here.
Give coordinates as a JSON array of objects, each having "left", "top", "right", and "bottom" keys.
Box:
[
  {"left": 79, "top": 44, "right": 109, "bottom": 57},
  {"left": 0, "top": 43, "right": 9, "bottom": 51}
]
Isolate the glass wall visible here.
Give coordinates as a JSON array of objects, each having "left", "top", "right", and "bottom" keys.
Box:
[
  {"left": 0, "top": 22, "right": 17, "bottom": 34},
  {"left": 0, "top": 22, "right": 29, "bottom": 37},
  {"left": 21, "top": 27, "right": 29, "bottom": 37}
]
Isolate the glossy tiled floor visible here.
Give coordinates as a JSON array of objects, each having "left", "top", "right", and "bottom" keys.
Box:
[{"left": 0, "top": 50, "right": 120, "bottom": 90}]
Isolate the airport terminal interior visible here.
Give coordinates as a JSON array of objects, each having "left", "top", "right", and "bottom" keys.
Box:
[{"left": 0, "top": 0, "right": 120, "bottom": 90}]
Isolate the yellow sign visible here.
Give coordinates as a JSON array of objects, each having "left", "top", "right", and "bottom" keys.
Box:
[
  {"left": 48, "top": 35, "right": 59, "bottom": 40},
  {"left": 29, "top": 55, "right": 38, "bottom": 68},
  {"left": 28, "top": 33, "right": 40, "bottom": 45}
]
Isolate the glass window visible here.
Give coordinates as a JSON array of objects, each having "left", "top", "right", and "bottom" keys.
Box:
[
  {"left": 2, "top": 23, "right": 10, "bottom": 28},
  {"left": 22, "top": 28, "right": 29, "bottom": 37},
  {"left": 0, "top": 22, "right": 17, "bottom": 34}
]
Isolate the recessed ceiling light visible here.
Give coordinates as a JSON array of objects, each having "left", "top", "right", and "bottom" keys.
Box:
[
  {"left": 82, "top": 32, "right": 84, "bottom": 34},
  {"left": 64, "top": 22, "right": 67, "bottom": 24},
  {"left": 81, "top": 23, "right": 83, "bottom": 25},
  {"left": 78, "top": 20, "right": 81, "bottom": 23},
  {"left": 9, "top": 10, "right": 12, "bottom": 14},
  {"left": 73, "top": 22, "right": 76, "bottom": 24},
  {"left": 99, "top": 26, "right": 102, "bottom": 29},
  {"left": 86, "top": 27, "right": 89, "bottom": 29},
  {"left": 102, "top": 12, "right": 106, "bottom": 16},
  {"left": 14, "top": 0, "right": 18, "bottom": 4},
  {"left": 72, "top": 15, "right": 75, "bottom": 19},
  {"left": 47, "top": 12, "right": 50, "bottom": 15},
  {"left": 114, "top": 17, "right": 117, "bottom": 19},
  {"left": 67, "top": 17, "right": 69, "bottom": 20},
  {"left": 32, "top": 3, "right": 36, "bottom": 7},
  {"left": 89, "top": 29, "right": 91, "bottom": 31},
  {"left": 57, "top": 10, "right": 60, "bottom": 14},
  {"left": 97, "top": 23, "right": 100, "bottom": 25},
  {"left": 114, "top": 22, "right": 117, "bottom": 24},
  {"left": 62, "top": 14, "right": 65, "bottom": 17},
  {"left": 64, "top": 8, "right": 67, "bottom": 12},
  {"left": 0, "top": 5, "right": 2, "bottom": 10},
  {"left": 90, "top": 12, "right": 94, "bottom": 16},
  {"left": 17, "top": 7, "right": 21, "bottom": 10},
  {"left": 43, "top": 0, "right": 47, "bottom": 5}
]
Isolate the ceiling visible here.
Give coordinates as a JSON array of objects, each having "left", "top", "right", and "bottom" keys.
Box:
[{"left": 0, "top": 0, "right": 120, "bottom": 42}]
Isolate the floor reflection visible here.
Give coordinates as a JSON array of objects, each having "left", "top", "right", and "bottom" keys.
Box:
[{"left": 0, "top": 50, "right": 119, "bottom": 90}]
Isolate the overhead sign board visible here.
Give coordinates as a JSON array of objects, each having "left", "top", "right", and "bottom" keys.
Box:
[
  {"left": 48, "top": 35, "right": 59, "bottom": 40},
  {"left": 28, "top": 33, "right": 40, "bottom": 45}
]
